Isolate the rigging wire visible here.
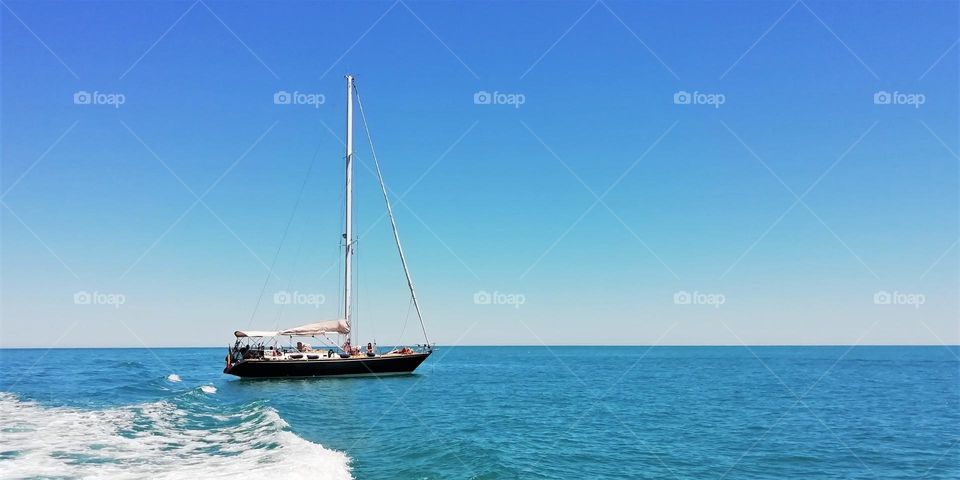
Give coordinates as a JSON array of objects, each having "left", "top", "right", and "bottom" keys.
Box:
[
  {"left": 354, "top": 237, "right": 360, "bottom": 345},
  {"left": 353, "top": 83, "right": 430, "bottom": 345},
  {"left": 397, "top": 297, "right": 414, "bottom": 347},
  {"left": 273, "top": 235, "right": 307, "bottom": 330},
  {"left": 336, "top": 183, "right": 346, "bottom": 321},
  {"left": 273, "top": 229, "right": 307, "bottom": 330},
  {"left": 277, "top": 183, "right": 345, "bottom": 330},
  {"left": 247, "top": 140, "right": 323, "bottom": 328}
]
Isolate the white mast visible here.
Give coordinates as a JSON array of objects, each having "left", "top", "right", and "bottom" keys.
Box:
[{"left": 344, "top": 74, "right": 354, "bottom": 345}]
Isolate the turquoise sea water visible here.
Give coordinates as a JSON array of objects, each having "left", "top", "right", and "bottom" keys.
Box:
[{"left": 0, "top": 346, "right": 958, "bottom": 479}]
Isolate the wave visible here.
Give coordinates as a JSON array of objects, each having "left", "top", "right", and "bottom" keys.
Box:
[{"left": 0, "top": 392, "right": 352, "bottom": 480}]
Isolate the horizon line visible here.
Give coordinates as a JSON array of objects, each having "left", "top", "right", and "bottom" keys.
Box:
[{"left": 0, "top": 344, "right": 957, "bottom": 349}]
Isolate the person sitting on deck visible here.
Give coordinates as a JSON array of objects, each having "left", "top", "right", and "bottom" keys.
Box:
[
  {"left": 296, "top": 342, "right": 304, "bottom": 352},
  {"left": 366, "top": 342, "right": 375, "bottom": 356},
  {"left": 342, "top": 340, "right": 351, "bottom": 355}
]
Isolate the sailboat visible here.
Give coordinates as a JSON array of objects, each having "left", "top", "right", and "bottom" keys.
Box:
[{"left": 224, "top": 75, "right": 432, "bottom": 378}]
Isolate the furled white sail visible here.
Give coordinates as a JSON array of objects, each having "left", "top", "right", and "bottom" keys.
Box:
[
  {"left": 234, "top": 330, "right": 278, "bottom": 338},
  {"left": 278, "top": 319, "right": 350, "bottom": 336}
]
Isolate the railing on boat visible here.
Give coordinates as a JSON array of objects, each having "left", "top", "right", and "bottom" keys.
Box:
[{"left": 227, "top": 342, "right": 433, "bottom": 365}]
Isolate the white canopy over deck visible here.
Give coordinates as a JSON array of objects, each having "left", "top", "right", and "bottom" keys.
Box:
[{"left": 235, "top": 319, "right": 350, "bottom": 338}]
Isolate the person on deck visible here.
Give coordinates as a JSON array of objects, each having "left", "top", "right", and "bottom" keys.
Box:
[
  {"left": 366, "top": 342, "right": 375, "bottom": 356},
  {"left": 343, "top": 340, "right": 351, "bottom": 355}
]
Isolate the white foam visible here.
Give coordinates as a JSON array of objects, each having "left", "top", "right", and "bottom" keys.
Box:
[
  {"left": 166, "top": 374, "right": 181, "bottom": 383},
  {"left": 0, "top": 393, "right": 352, "bottom": 480},
  {"left": 200, "top": 385, "right": 216, "bottom": 394}
]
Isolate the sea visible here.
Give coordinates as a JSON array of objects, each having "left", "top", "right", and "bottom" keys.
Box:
[{"left": 0, "top": 346, "right": 957, "bottom": 479}]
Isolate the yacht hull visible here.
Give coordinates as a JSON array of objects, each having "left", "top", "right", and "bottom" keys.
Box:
[{"left": 224, "top": 352, "right": 430, "bottom": 378}]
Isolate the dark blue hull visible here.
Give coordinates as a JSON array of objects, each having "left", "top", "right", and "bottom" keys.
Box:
[{"left": 224, "top": 352, "right": 430, "bottom": 378}]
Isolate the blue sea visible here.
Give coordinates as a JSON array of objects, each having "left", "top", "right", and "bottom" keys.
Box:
[{"left": 0, "top": 346, "right": 958, "bottom": 479}]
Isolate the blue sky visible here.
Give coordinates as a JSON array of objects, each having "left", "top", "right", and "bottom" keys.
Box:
[{"left": 1, "top": 0, "right": 957, "bottom": 347}]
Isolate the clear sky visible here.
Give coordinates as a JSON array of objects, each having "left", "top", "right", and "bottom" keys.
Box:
[{"left": 1, "top": 0, "right": 957, "bottom": 347}]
